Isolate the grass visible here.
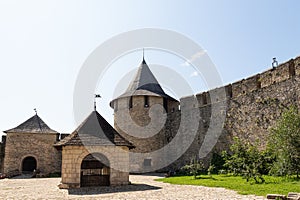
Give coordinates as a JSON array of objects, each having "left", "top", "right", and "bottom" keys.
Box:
[{"left": 156, "top": 175, "right": 300, "bottom": 197}]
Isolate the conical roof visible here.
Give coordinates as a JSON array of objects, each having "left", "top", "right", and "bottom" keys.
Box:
[
  {"left": 55, "top": 111, "right": 133, "bottom": 147},
  {"left": 4, "top": 114, "right": 58, "bottom": 134},
  {"left": 126, "top": 59, "right": 167, "bottom": 96},
  {"left": 110, "top": 59, "right": 177, "bottom": 107}
]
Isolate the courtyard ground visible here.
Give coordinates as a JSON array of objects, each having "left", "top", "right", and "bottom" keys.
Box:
[{"left": 0, "top": 174, "right": 266, "bottom": 200}]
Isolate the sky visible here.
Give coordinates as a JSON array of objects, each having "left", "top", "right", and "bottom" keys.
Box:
[{"left": 0, "top": 0, "right": 300, "bottom": 137}]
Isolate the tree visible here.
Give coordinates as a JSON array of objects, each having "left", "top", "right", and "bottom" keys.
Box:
[
  {"left": 269, "top": 106, "right": 300, "bottom": 178},
  {"left": 180, "top": 156, "right": 204, "bottom": 179},
  {"left": 210, "top": 152, "right": 226, "bottom": 174},
  {"left": 224, "top": 137, "right": 267, "bottom": 183}
]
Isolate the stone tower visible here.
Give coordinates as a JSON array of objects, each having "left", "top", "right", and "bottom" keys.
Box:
[
  {"left": 3, "top": 113, "right": 61, "bottom": 176},
  {"left": 110, "top": 58, "right": 179, "bottom": 172}
]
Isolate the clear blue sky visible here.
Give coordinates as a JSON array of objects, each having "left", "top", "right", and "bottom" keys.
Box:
[{"left": 0, "top": 0, "right": 300, "bottom": 136}]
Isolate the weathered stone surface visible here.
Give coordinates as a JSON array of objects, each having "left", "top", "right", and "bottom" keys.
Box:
[
  {"left": 267, "top": 194, "right": 287, "bottom": 200},
  {"left": 3, "top": 132, "right": 61, "bottom": 175},
  {"left": 114, "top": 95, "right": 179, "bottom": 172},
  {"left": 0, "top": 136, "right": 5, "bottom": 173},
  {"left": 60, "top": 145, "right": 130, "bottom": 188},
  {"left": 112, "top": 55, "right": 300, "bottom": 172},
  {"left": 2, "top": 55, "right": 300, "bottom": 177},
  {"left": 287, "top": 192, "right": 300, "bottom": 200}
]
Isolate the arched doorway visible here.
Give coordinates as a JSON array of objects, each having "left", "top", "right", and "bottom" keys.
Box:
[
  {"left": 80, "top": 153, "right": 110, "bottom": 187},
  {"left": 22, "top": 156, "right": 37, "bottom": 173}
]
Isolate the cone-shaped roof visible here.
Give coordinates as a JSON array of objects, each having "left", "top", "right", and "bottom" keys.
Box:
[
  {"left": 55, "top": 111, "right": 133, "bottom": 148},
  {"left": 110, "top": 59, "right": 177, "bottom": 108},
  {"left": 127, "top": 59, "right": 167, "bottom": 96},
  {"left": 4, "top": 114, "right": 58, "bottom": 134}
]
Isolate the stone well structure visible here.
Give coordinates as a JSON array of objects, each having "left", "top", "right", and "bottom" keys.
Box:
[{"left": 55, "top": 110, "right": 133, "bottom": 188}]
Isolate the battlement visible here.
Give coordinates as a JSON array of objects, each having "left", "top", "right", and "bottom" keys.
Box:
[{"left": 188, "top": 55, "right": 300, "bottom": 107}]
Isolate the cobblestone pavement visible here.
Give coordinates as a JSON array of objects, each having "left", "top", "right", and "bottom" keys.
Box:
[{"left": 0, "top": 174, "right": 266, "bottom": 200}]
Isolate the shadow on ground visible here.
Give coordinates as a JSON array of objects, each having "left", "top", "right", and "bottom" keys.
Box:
[
  {"left": 10, "top": 173, "right": 33, "bottom": 179},
  {"left": 68, "top": 183, "right": 162, "bottom": 195}
]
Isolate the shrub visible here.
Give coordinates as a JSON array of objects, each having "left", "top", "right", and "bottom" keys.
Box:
[
  {"left": 209, "top": 152, "right": 226, "bottom": 174},
  {"left": 180, "top": 156, "right": 204, "bottom": 179},
  {"left": 268, "top": 106, "right": 300, "bottom": 178},
  {"left": 224, "top": 137, "right": 269, "bottom": 183}
]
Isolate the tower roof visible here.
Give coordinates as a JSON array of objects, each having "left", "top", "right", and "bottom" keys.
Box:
[
  {"left": 110, "top": 59, "right": 177, "bottom": 107},
  {"left": 4, "top": 114, "right": 58, "bottom": 134},
  {"left": 55, "top": 110, "right": 133, "bottom": 148}
]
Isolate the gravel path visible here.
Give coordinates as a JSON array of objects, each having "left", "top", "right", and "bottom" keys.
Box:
[{"left": 0, "top": 174, "right": 266, "bottom": 200}]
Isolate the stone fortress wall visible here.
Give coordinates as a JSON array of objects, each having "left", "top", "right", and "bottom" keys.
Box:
[{"left": 163, "top": 56, "right": 300, "bottom": 170}]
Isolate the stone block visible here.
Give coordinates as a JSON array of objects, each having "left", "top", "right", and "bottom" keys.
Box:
[
  {"left": 267, "top": 194, "right": 286, "bottom": 200},
  {"left": 287, "top": 192, "right": 300, "bottom": 200}
]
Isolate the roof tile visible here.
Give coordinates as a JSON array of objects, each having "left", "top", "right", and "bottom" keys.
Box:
[
  {"left": 55, "top": 111, "right": 133, "bottom": 148},
  {"left": 4, "top": 114, "right": 58, "bottom": 134}
]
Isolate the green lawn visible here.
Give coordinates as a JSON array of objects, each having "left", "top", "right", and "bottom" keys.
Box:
[{"left": 156, "top": 175, "right": 300, "bottom": 197}]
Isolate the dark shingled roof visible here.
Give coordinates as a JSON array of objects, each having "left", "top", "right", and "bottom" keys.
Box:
[
  {"left": 4, "top": 114, "right": 58, "bottom": 134},
  {"left": 55, "top": 111, "right": 133, "bottom": 148},
  {"left": 110, "top": 59, "right": 178, "bottom": 108}
]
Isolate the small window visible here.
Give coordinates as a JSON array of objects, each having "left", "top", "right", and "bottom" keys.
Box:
[
  {"left": 129, "top": 97, "right": 133, "bottom": 109},
  {"left": 203, "top": 95, "right": 207, "bottom": 105},
  {"left": 144, "top": 96, "right": 149, "bottom": 107},
  {"left": 163, "top": 98, "right": 168, "bottom": 112},
  {"left": 143, "top": 159, "right": 151, "bottom": 167}
]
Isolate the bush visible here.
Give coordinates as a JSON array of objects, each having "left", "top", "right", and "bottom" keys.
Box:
[
  {"left": 268, "top": 106, "right": 300, "bottom": 178},
  {"left": 209, "top": 152, "right": 226, "bottom": 174},
  {"left": 224, "top": 137, "right": 270, "bottom": 183},
  {"left": 207, "top": 165, "right": 215, "bottom": 177},
  {"left": 180, "top": 157, "right": 205, "bottom": 179}
]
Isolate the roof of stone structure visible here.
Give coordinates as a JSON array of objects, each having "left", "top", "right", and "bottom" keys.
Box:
[
  {"left": 110, "top": 59, "right": 177, "bottom": 106},
  {"left": 55, "top": 110, "right": 133, "bottom": 148},
  {"left": 4, "top": 114, "right": 58, "bottom": 134}
]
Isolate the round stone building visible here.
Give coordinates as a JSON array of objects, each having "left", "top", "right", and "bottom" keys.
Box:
[{"left": 110, "top": 58, "right": 179, "bottom": 172}]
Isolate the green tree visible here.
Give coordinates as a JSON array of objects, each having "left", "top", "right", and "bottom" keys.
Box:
[
  {"left": 210, "top": 152, "right": 226, "bottom": 174},
  {"left": 269, "top": 106, "right": 300, "bottom": 178},
  {"left": 224, "top": 137, "right": 267, "bottom": 183},
  {"left": 181, "top": 156, "right": 204, "bottom": 179}
]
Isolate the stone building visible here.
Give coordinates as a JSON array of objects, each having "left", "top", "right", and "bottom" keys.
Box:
[
  {"left": 2, "top": 113, "right": 61, "bottom": 176},
  {"left": 110, "top": 58, "right": 179, "bottom": 172},
  {"left": 55, "top": 110, "right": 133, "bottom": 188},
  {"left": 0, "top": 136, "right": 5, "bottom": 173}
]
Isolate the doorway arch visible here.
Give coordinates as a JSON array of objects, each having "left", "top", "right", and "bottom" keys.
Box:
[
  {"left": 22, "top": 156, "right": 37, "bottom": 173},
  {"left": 80, "top": 153, "right": 110, "bottom": 187}
]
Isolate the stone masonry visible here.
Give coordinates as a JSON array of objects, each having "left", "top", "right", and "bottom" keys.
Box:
[
  {"left": 56, "top": 110, "right": 132, "bottom": 188},
  {"left": 111, "top": 56, "right": 300, "bottom": 172},
  {"left": 60, "top": 145, "right": 130, "bottom": 188},
  {"left": 0, "top": 136, "right": 5, "bottom": 173},
  {"left": 1, "top": 55, "right": 300, "bottom": 176},
  {"left": 2, "top": 114, "right": 61, "bottom": 175},
  {"left": 3, "top": 132, "right": 61, "bottom": 175},
  {"left": 165, "top": 56, "right": 300, "bottom": 170}
]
